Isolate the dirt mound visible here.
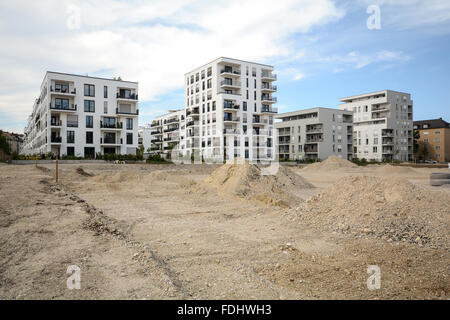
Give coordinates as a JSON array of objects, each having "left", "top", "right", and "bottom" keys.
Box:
[
  {"left": 76, "top": 167, "right": 94, "bottom": 177},
  {"left": 302, "top": 156, "right": 357, "bottom": 172},
  {"left": 200, "top": 162, "right": 314, "bottom": 207},
  {"left": 296, "top": 176, "right": 450, "bottom": 249},
  {"left": 376, "top": 164, "right": 416, "bottom": 175},
  {"left": 89, "top": 171, "right": 139, "bottom": 183}
]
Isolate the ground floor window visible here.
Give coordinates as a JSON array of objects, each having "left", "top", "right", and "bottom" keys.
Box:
[
  {"left": 67, "top": 147, "right": 75, "bottom": 156},
  {"left": 104, "top": 148, "right": 116, "bottom": 155},
  {"left": 84, "top": 147, "right": 95, "bottom": 159}
]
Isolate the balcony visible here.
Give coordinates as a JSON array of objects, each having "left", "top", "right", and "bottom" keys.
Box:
[
  {"left": 151, "top": 139, "right": 163, "bottom": 144},
  {"left": 50, "top": 103, "right": 77, "bottom": 112},
  {"left": 220, "top": 69, "right": 241, "bottom": 77},
  {"left": 223, "top": 129, "right": 240, "bottom": 135},
  {"left": 261, "top": 106, "right": 278, "bottom": 114},
  {"left": 50, "top": 86, "right": 76, "bottom": 96},
  {"left": 220, "top": 80, "right": 241, "bottom": 88},
  {"left": 261, "top": 96, "right": 277, "bottom": 104},
  {"left": 51, "top": 120, "right": 62, "bottom": 127},
  {"left": 164, "top": 127, "right": 178, "bottom": 133},
  {"left": 261, "top": 72, "right": 277, "bottom": 81},
  {"left": 100, "top": 137, "right": 122, "bottom": 146},
  {"left": 223, "top": 102, "right": 240, "bottom": 111},
  {"left": 100, "top": 121, "right": 123, "bottom": 130},
  {"left": 305, "top": 145, "right": 319, "bottom": 154},
  {"left": 51, "top": 136, "right": 62, "bottom": 144},
  {"left": 116, "top": 92, "right": 138, "bottom": 100},
  {"left": 382, "top": 138, "right": 394, "bottom": 146},
  {"left": 224, "top": 116, "right": 240, "bottom": 123},
  {"left": 252, "top": 118, "right": 267, "bottom": 125},
  {"left": 261, "top": 84, "right": 277, "bottom": 92},
  {"left": 186, "top": 121, "right": 199, "bottom": 127},
  {"left": 67, "top": 121, "right": 78, "bottom": 128},
  {"left": 306, "top": 126, "right": 323, "bottom": 133},
  {"left": 151, "top": 122, "right": 161, "bottom": 128},
  {"left": 382, "top": 130, "right": 394, "bottom": 137},
  {"left": 116, "top": 108, "right": 139, "bottom": 116}
]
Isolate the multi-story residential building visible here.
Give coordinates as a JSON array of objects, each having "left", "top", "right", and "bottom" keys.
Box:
[
  {"left": 149, "top": 109, "right": 184, "bottom": 159},
  {"left": 275, "top": 108, "right": 353, "bottom": 161},
  {"left": 22, "top": 72, "right": 139, "bottom": 157},
  {"left": 181, "top": 57, "right": 278, "bottom": 161},
  {"left": 339, "top": 90, "right": 413, "bottom": 162},
  {"left": 414, "top": 118, "right": 450, "bottom": 163}
]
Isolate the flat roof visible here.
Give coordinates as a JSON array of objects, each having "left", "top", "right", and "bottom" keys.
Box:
[
  {"left": 339, "top": 89, "right": 411, "bottom": 102},
  {"left": 276, "top": 107, "right": 352, "bottom": 119},
  {"left": 184, "top": 57, "right": 274, "bottom": 76},
  {"left": 46, "top": 71, "right": 139, "bottom": 84}
]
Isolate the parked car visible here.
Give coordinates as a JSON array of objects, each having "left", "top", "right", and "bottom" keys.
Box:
[{"left": 425, "top": 160, "right": 438, "bottom": 164}]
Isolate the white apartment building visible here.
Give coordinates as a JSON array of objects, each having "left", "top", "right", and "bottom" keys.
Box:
[
  {"left": 339, "top": 90, "right": 413, "bottom": 162},
  {"left": 148, "top": 109, "right": 185, "bottom": 159},
  {"left": 180, "top": 57, "right": 278, "bottom": 161},
  {"left": 275, "top": 108, "right": 353, "bottom": 161},
  {"left": 22, "top": 72, "right": 139, "bottom": 157}
]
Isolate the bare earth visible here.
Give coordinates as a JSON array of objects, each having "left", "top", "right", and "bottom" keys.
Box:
[{"left": 0, "top": 161, "right": 448, "bottom": 300}]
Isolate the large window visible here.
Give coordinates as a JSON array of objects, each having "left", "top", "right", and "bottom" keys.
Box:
[
  {"left": 55, "top": 98, "right": 69, "bottom": 109},
  {"left": 84, "top": 147, "right": 95, "bottom": 159},
  {"left": 127, "top": 133, "right": 133, "bottom": 145},
  {"left": 86, "top": 131, "right": 93, "bottom": 144},
  {"left": 67, "top": 131, "right": 75, "bottom": 144},
  {"left": 84, "top": 100, "right": 95, "bottom": 112},
  {"left": 55, "top": 83, "right": 69, "bottom": 93},
  {"left": 67, "top": 147, "right": 75, "bottom": 156},
  {"left": 103, "top": 117, "right": 116, "bottom": 128},
  {"left": 84, "top": 84, "right": 95, "bottom": 97},
  {"left": 104, "top": 86, "right": 108, "bottom": 98},
  {"left": 103, "top": 132, "right": 116, "bottom": 144},
  {"left": 126, "top": 118, "right": 133, "bottom": 130},
  {"left": 86, "top": 115, "right": 93, "bottom": 128}
]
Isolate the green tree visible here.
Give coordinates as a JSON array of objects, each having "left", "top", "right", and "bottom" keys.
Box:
[{"left": 0, "top": 131, "right": 11, "bottom": 155}]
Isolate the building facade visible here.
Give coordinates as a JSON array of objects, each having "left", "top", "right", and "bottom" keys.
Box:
[
  {"left": 149, "top": 109, "right": 185, "bottom": 159},
  {"left": 275, "top": 108, "right": 353, "bottom": 161},
  {"left": 414, "top": 118, "right": 450, "bottom": 163},
  {"left": 339, "top": 90, "right": 413, "bottom": 162},
  {"left": 22, "top": 72, "right": 139, "bottom": 157},
  {"left": 180, "top": 57, "right": 278, "bottom": 161},
  {"left": 1, "top": 131, "right": 24, "bottom": 154}
]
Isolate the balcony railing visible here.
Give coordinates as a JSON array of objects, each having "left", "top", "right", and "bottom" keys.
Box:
[
  {"left": 220, "top": 69, "right": 241, "bottom": 75},
  {"left": 261, "top": 84, "right": 277, "bottom": 91},
  {"left": 220, "top": 80, "right": 241, "bottom": 87},
  {"left": 50, "top": 87, "right": 76, "bottom": 94},
  {"left": 116, "top": 108, "right": 139, "bottom": 115},
  {"left": 261, "top": 96, "right": 277, "bottom": 103},
  {"left": 51, "top": 136, "right": 62, "bottom": 143},
  {"left": 223, "top": 102, "right": 240, "bottom": 110},
  {"left": 100, "top": 121, "right": 123, "bottom": 129},
  {"left": 116, "top": 92, "right": 138, "bottom": 100},
  {"left": 50, "top": 103, "right": 77, "bottom": 111},
  {"left": 67, "top": 121, "right": 78, "bottom": 128},
  {"left": 252, "top": 118, "right": 267, "bottom": 124},
  {"left": 164, "top": 127, "right": 178, "bottom": 133},
  {"left": 261, "top": 72, "right": 277, "bottom": 80},
  {"left": 224, "top": 116, "right": 240, "bottom": 122},
  {"left": 261, "top": 106, "right": 278, "bottom": 113},
  {"left": 223, "top": 129, "right": 240, "bottom": 135},
  {"left": 51, "top": 120, "right": 62, "bottom": 126}
]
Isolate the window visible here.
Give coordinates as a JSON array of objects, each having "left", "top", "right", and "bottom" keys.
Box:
[
  {"left": 246, "top": 78, "right": 249, "bottom": 88},
  {"left": 435, "top": 138, "right": 441, "bottom": 143},
  {"left": 104, "top": 86, "right": 108, "bottom": 98},
  {"left": 373, "top": 146, "right": 378, "bottom": 153},
  {"left": 55, "top": 98, "right": 69, "bottom": 109},
  {"left": 127, "top": 133, "right": 133, "bottom": 145},
  {"left": 84, "top": 147, "right": 95, "bottom": 159},
  {"left": 86, "top": 115, "right": 93, "bottom": 128},
  {"left": 55, "top": 83, "right": 69, "bottom": 93},
  {"left": 424, "top": 138, "right": 428, "bottom": 143},
  {"left": 103, "top": 117, "right": 116, "bottom": 128},
  {"left": 212, "top": 101, "right": 216, "bottom": 111},
  {"left": 126, "top": 118, "right": 133, "bottom": 130},
  {"left": 435, "top": 131, "right": 441, "bottom": 135},
  {"left": 254, "top": 79, "right": 256, "bottom": 89},
  {"left": 436, "top": 146, "right": 441, "bottom": 150},
  {"left": 104, "top": 101, "right": 108, "bottom": 114},
  {"left": 84, "top": 84, "right": 95, "bottom": 97},
  {"left": 103, "top": 132, "right": 116, "bottom": 144},
  {"left": 243, "top": 101, "right": 247, "bottom": 111},
  {"left": 84, "top": 100, "right": 95, "bottom": 112},
  {"left": 67, "top": 131, "right": 75, "bottom": 144},
  {"left": 67, "top": 147, "right": 75, "bottom": 156},
  {"left": 86, "top": 131, "right": 93, "bottom": 144}
]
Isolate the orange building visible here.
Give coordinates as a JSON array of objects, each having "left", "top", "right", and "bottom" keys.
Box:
[{"left": 414, "top": 118, "right": 450, "bottom": 163}]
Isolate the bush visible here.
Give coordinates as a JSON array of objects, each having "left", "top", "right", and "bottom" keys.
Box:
[{"left": 146, "top": 154, "right": 168, "bottom": 163}]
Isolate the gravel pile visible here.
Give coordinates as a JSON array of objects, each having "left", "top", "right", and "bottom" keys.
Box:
[{"left": 295, "top": 176, "right": 450, "bottom": 249}]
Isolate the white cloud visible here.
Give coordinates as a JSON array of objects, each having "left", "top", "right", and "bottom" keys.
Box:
[{"left": 0, "top": 0, "right": 345, "bottom": 132}]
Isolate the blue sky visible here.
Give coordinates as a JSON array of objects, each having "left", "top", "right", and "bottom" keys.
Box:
[{"left": 0, "top": 0, "right": 449, "bottom": 133}]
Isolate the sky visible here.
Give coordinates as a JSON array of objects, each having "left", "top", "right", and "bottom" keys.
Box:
[{"left": 0, "top": 0, "right": 449, "bottom": 134}]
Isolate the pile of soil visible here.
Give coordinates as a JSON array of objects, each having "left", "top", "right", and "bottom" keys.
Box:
[
  {"left": 302, "top": 156, "right": 357, "bottom": 172},
  {"left": 200, "top": 162, "right": 314, "bottom": 208},
  {"left": 76, "top": 167, "right": 94, "bottom": 177},
  {"left": 89, "top": 171, "right": 139, "bottom": 183},
  {"left": 296, "top": 176, "right": 450, "bottom": 249}
]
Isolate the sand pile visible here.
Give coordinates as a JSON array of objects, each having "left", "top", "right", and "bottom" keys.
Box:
[
  {"left": 376, "top": 164, "right": 417, "bottom": 175},
  {"left": 296, "top": 176, "right": 450, "bottom": 249},
  {"left": 200, "top": 162, "right": 314, "bottom": 207},
  {"left": 302, "top": 156, "right": 357, "bottom": 172},
  {"left": 89, "top": 171, "right": 140, "bottom": 183}
]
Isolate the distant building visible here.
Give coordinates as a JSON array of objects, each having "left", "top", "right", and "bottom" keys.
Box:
[
  {"left": 275, "top": 107, "right": 353, "bottom": 161},
  {"left": 339, "top": 90, "right": 413, "bottom": 162},
  {"left": 149, "top": 109, "right": 184, "bottom": 159},
  {"left": 1, "top": 131, "right": 24, "bottom": 154},
  {"left": 414, "top": 118, "right": 450, "bottom": 162}
]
